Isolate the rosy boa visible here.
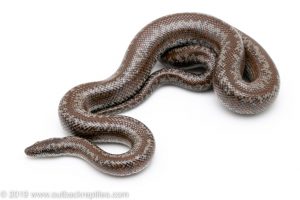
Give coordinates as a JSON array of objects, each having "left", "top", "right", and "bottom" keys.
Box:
[{"left": 25, "top": 13, "right": 280, "bottom": 176}]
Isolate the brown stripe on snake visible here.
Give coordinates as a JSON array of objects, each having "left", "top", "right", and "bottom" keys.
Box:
[{"left": 25, "top": 13, "right": 280, "bottom": 176}]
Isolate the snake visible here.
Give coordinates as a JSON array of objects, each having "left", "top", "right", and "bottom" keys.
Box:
[{"left": 25, "top": 13, "right": 280, "bottom": 176}]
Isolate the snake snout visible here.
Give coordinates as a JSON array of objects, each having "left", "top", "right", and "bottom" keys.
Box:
[{"left": 24, "top": 146, "right": 37, "bottom": 156}]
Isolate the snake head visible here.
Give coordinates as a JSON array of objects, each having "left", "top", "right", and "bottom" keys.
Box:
[{"left": 25, "top": 137, "right": 74, "bottom": 157}]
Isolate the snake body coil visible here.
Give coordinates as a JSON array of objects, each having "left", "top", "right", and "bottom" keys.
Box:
[{"left": 25, "top": 13, "right": 279, "bottom": 176}]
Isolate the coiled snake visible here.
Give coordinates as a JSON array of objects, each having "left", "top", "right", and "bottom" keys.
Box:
[{"left": 25, "top": 13, "right": 280, "bottom": 176}]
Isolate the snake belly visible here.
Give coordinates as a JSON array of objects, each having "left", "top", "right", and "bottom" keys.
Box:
[{"left": 25, "top": 13, "right": 280, "bottom": 176}]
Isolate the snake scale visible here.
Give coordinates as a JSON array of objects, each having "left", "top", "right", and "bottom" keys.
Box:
[{"left": 25, "top": 13, "right": 280, "bottom": 176}]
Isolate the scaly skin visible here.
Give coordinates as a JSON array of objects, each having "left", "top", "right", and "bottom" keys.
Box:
[{"left": 25, "top": 13, "right": 279, "bottom": 176}]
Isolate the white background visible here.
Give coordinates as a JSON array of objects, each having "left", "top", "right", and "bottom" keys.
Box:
[{"left": 0, "top": 0, "right": 299, "bottom": 199}]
